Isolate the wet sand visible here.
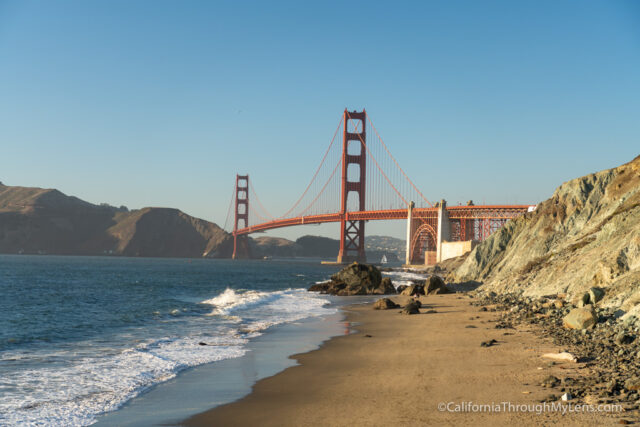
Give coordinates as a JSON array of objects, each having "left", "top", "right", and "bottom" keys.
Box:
[{"left": 184, "top": 294, "right": 624, "bottom": 426}]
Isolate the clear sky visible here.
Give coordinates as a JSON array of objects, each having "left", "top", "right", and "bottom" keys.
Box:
[{"left": 1, "top": 0, "right": 638, "bottom": 240}]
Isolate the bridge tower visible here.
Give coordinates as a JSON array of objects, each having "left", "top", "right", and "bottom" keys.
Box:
[
  {"left": 337, "top": 109, "right": 367, "bottom": 263},
  {"left": 232, "top": 174, "right": 250, "bottom": 259}
]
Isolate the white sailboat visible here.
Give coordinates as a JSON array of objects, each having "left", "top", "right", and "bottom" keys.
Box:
[{"left": 380, "top": 254, "right": 388, "bottom": 264}]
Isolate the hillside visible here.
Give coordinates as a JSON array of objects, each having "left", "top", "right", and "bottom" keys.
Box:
[
  {"left": 452, "top": 155, "right": 640, "bottom": 315},
  {"left": 0, "top": 183, "right": 234, "bottom": 258}
]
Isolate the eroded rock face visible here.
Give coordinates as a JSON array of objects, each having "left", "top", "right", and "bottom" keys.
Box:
[
  {"left": 452, "top": 155, "right": 640, "bottom": 310},
  {"left": 308, "top": 262, "right": 396, "bottom": 296}
]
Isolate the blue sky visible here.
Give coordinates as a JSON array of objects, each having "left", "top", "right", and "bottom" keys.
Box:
[{"left": 1, "top": 0, "right": 638, "bottom": 239}]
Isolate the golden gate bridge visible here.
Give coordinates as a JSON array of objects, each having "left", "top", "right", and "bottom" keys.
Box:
[{"left": 223, "top": 109, "right": 533, "bottom": 265}]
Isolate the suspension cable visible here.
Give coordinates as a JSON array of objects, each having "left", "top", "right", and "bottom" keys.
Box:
[
  {"left": 366, "top": 112, "right": 433, "bottom": 207},
  {"left": 278, "top": 114, "right": 344, "bottom": 219}
]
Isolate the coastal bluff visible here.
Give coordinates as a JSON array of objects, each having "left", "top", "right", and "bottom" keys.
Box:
[{"left": 452, "top": 154, "right": 640, "bottom": 314}]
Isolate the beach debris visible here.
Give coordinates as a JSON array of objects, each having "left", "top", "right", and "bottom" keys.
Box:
[
  {"left": 401, "top": 302, "right": 420, "bottom": 315},
  {"left": 364, "top": 334, "right": 372, "bottom": 338},
  {"left": 425, "top": 275, "right": 450, "bottom": 295},
  {"left": 373, "top": 298, "right": 400, "bottom": 310},
  {"left": 562, "top": 306, "right": 598, "bottom": 329},
  {"left": 480, "top": 339, "right": 497, "bottom": 347},
  {"left": 465, "top": 325, "right": 477, "bottom": 328},
  {"left": 541, "top": 352, "right": 577, "bottom": 363},
  {"left": 561, "top": 392, "right": 572, "bottom": 401}
]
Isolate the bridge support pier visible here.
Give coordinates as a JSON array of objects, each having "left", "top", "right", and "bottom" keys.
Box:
[
  {"left": 436, "top": 199, "right": 451, "bottom": 263},
  {"left": 337, "top": 109, "right": 367, "bottom": 263}
]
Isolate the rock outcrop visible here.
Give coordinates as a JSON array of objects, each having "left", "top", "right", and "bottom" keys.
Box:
[
  {"left": 308, "top": 262, "right": 396, "bottom": 296},
  {"left": 452, "top": 155, "right": 640, "bottom": 315}
]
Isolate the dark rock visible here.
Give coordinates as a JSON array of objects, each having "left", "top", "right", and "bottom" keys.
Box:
[
  {"left": 374, "top": 277, "right": 396, "bottom": 295},
  {"left": 331, "top": 262, "right": 381, "bottom": 287},
  {"left": 425, "top": 275, "right": 450, "bottom": 295},
  {"left": 588, "top": 287, "right": 606, "bottom": 304},
  {"left": 401, "top": 302, "right": 420, "bottom": 315},
  {"left": 308, "top": 263, "right": 393, "bottom": 296},
  {"left": 373, "top": 298, "right": 400, "bottom": 310},
  {"left": 198, "top": 342, "right": 207, "bottom": 346},
  {"left": 615, "top": 332, "right": 634, "bottom": 346},
  {"left": 396, "top": 284, "right": 408, "bottom": 294},
  {"left": 401, "top": 283, "right": 425, "bottom": 296},
  {"left": 480, "top": 339, "right": 497, "bottom": 347}
]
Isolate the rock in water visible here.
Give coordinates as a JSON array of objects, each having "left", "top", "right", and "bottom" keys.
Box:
[
  {"left": 308, "top": 262, "right": 394, "bottom": 296},
  {"left": 401, "top": 302, "right": 420, "bottom": 315},
  {"left": 562, "top": 306, "right": 598, "bottom": 329},
  {"left": 331, "top": 262, "right": 382, "bottom": 287},
  {"left": 425, "top": 275, "right": 450, "bottom": 295},
  {"left": 373, "top": 298, "right": 400, "bottom": 310}
]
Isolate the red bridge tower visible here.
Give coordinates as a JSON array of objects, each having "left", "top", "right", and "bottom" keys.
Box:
[
  {"left": 232, "top": 174, "right": 250, "bottom": 259},
  {"left": 337, "top": 109, "right": 367, "bottom": 263}
]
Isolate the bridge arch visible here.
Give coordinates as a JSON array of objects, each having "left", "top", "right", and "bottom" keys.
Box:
[{"left": 410, "top": 222, "right": 437, "bottom": 264}]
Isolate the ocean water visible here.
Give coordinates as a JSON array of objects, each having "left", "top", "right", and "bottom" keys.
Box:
[{"left": 0, "top": 255, "right": 346, "bottom": 426}]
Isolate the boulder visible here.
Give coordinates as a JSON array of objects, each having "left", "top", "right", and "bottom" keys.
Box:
[
  {"left": 425, "top": 275, "right": 450, "bottom": 295},
  {"left": 562, "top": 306, "right": 598, "bottom": 329},
  {"left": 401, "top": 302, "right": 420, "bottom": 315},
  {"left": 588, "top": 287, "right": 605, "bottom": 304},
  {"left": 400, "top": 283, "right": 425, "bottom": 296},
  {"left": 373, "top": 298, "right": 400, "bottom": 310},
  {"left": 372, "top": 277, "right": 396, "bottom": 295},
  {"left": 308, "top": 263, "right": 393, "bottom": 296},
  {"left": 331, "top": 262, "right": 382, "bottom": 288},
  {"left": 396, "top": 284, "right": 408, "bottom": 294}
]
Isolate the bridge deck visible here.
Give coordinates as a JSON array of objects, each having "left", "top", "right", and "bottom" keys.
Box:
[{"left": 234, "top": 205, "right": 532, "bottom": 235}]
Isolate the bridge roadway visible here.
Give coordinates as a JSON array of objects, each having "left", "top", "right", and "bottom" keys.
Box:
[{"left": 234, "top": 205, "right": 532, "bottom": 235}]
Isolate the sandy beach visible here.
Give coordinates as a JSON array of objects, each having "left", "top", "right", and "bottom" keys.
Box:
[{"left": 183, "top": 294, "right": 629, "bottom": 426}]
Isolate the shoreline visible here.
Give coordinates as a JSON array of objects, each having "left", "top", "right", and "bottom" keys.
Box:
[{"left": 183, "top": 294, "right": 625, "bottom": 426}]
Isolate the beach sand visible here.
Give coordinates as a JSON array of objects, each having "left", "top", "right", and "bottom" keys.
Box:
[{"left": 184, "top": 294, "right": 625, "bottom": 426}]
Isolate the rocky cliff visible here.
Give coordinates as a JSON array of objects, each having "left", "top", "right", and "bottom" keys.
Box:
[
  {"left": 453, "top": 155, "right": 640, "bottom": 315},
  {"left": 0, "top": 183, "right": 233, "bottom": 258}
]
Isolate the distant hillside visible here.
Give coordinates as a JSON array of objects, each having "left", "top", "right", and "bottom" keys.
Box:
[
  {"left": 0, "top": 183, "right": 234, "bottom": 258},
  {"left": 365, "top": 235, "right": 405, "bottom": 260},
  {"left": 250, "top": 234, "right": 400, "bottom": 261}
]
